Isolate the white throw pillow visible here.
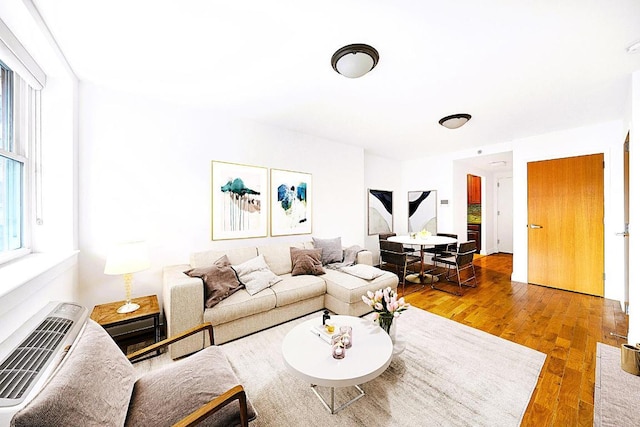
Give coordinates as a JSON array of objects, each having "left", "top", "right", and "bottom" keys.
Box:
[
  {"left": 340, "top": 264, "right": 386, "bottom": 280},
  {"left": 233, "top": 254, "right": 282, "bottom": 295}
]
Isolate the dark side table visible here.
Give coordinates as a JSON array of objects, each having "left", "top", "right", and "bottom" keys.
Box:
[{"left": 90, "top": 294, "right": 161, "bottom": 353}]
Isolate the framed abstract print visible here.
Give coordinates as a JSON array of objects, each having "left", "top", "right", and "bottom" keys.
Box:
[
  {"left": 408, "top": 190, "right": 437, "bottom": 234},
  {"left": 368, "top": 189, "right": 393, "bottom": 235},
  {"left": 270, "top": 169, "right": 312, "bottom": 236},
  {"left": 211, "top": 161, "right": 268, "bottom": 240}
]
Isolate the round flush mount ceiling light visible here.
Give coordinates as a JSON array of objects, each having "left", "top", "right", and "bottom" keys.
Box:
[
  {"left": 438, "top": 113, "right": 472, "bottom": 129},
  {"left": 331, "top": 44, "right": 379, "bottom": 78}
]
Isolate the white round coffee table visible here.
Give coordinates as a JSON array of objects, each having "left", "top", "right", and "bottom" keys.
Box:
[{"left": 282, "top": 315, "right": 393, "bottom": 414}]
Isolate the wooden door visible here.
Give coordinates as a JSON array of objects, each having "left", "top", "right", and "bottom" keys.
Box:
[{"left": 527, "top": 154, "right": 604, "bottom": 296}]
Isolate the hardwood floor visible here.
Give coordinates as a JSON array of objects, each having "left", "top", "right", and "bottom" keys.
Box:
[{"left": 394, "top": 253, "right": 628, "bottom": 427}]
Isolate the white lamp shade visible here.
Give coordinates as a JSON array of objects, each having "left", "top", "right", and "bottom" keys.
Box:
[
  {"left": 336, "top": 52, "right": 375, "bottom": 78},
  {"left": 104, "top": 241, "right": 150, "bottom": 275}
]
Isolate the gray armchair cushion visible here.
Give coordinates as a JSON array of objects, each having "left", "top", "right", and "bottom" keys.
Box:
[
  {"left": 125, "top": 345, "right": 256, "bottom": 426},
  {"left": 11, "top": 320, "right": 136, "bottom": 427}
]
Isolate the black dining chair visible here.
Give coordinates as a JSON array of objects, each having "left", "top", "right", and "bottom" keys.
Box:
[
  {"left": 423, "top": 233, "right": 458, "bottom": 261},
  {"left": 379, "top": 232, "right": 418, "bottom": 254},
  {"left": 379, "top": 240, "right": 422, "bottom": 296},
  {"left": 431, "top": 241, "right": 477, "bottom": 295}
]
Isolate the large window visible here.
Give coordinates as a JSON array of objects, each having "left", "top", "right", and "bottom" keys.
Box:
[{"left": 0, "top": 61, "right": 37, "bottom": 262}]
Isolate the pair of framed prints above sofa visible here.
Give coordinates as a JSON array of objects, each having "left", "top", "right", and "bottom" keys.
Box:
[{"left": 211, "top": 160, "right": 312, "bottom": 240}]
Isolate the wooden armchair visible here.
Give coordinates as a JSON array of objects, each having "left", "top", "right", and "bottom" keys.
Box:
[
  {"left": 11, "top": 320, "right": 255, "bottom": 427},
  {"left": 127, "top": 323, "right": 252, "bottom": 427}
]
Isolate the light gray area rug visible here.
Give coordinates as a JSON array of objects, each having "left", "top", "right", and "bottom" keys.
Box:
[
  {"left": 136, "top": 308, "right": 545, "bottom": 426},
  {"left": 594, "top": 342, "right": 640, "bottom": 426}
]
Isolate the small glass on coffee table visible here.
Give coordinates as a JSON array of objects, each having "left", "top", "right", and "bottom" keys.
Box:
[{"left": 282, "top": 315, "right": 393, "bottom": 414}]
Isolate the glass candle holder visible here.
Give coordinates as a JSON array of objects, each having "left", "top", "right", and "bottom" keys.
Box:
[
  {"left": 331, "top": 335, "right": 346, "bottom": 359},
  {"left": 339, "top": 326, "right": 352, "bottom": 348}
]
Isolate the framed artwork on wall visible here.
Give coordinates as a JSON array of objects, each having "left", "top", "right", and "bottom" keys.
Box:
[
  {"left": 368, "top": 189, "right": 393, "bottom": 235},
  {"left": 408, "top": 190, "right": 437, "bottom": 234},
  {"left": 211, "top": 161, "right": 268, "bottom": 240},
  {"left": 270, "top": 168, "right": 312, "bottom": 236}
]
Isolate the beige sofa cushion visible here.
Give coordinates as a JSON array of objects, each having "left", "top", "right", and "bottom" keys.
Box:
[
  {"left": 125, "top": 345, "right": 256, "bottom": 426},
  {"left": 11, "top": 320, "right": 135, "bottom": 427},
  {"left": 204, "top": 288, "right": 276, "bottom": 326},
  {"left": 190, "top": 247, "right": 258, "bottom": 268},
  {"left": 270, "top": 275, "right": 326, "bottom": 307},
  {"left": 257, "top": 242, "right": 305, "bottom": 275},
  {"left": 322, "top": 269, "right": 398, "bottom": 304}
]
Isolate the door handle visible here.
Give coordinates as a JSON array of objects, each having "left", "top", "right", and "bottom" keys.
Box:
[
  {"left": 616, "top": 232, "right": 629, "bottom": 237},
  {"left": 529, "top": 224, "right": 543, "bottom": 229}
]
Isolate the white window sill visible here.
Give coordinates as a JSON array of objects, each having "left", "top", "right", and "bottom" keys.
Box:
[{"left": 0, "top": 251, "right": 79, "bottom": 317}]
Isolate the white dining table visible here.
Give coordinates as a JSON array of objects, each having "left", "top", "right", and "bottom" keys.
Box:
[{"left": 387, "top": 235, "right": 457, "bottom": 283}]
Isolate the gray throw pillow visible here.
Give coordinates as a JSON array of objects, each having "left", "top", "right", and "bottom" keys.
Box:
[
  {"left": 11, "top": 320, "right": 135, "bottom": 427},
  {"left": 290, "top": 247, "right": 325, "bottom": 276},
  {"left": 312, "top": 237, "right": 343, "bottom": 265},
  {"left": 185, "top": 255, "right": 243, "bottom": 308}
]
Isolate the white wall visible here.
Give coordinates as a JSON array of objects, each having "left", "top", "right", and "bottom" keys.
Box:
[
  {"left": 0, "top": 254, "right": 77, "bottom": 343},
  {"left": 363, "top": 153, "right": 402, "bottom": 263},
  {"left": 403, "top": 153, "right": 455, "bottom": 236},
  {"left": 0, "top": 1, "right": 79, "bottom": 341},
  {"left": 78, "top": 84, "right": 366, "bottom": 311}
]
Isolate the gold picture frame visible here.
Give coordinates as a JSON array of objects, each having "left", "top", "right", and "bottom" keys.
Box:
[
  {"left": 211, "top": 161, "right": 268, "bottom": 240},
  {"left": 270, "top": 168, "right": 312, "bottom": 236}
]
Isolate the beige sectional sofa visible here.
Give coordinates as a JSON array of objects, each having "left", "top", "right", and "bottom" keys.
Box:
[{"left": 163, "top": 240, "right": 398, "bottom": 359}]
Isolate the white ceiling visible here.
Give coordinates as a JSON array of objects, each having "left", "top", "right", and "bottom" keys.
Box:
[{"left": 33, "top": 1, "right": 640, "bottom": 162}]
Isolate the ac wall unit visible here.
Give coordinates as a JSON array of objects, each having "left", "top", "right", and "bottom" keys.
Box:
[{"left": 0, "top": 302, "right": 88, "bottom": 426}]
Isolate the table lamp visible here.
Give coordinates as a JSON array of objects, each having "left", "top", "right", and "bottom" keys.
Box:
[{"left": 104, "top": 240, "right": 150, "bottom": 314}]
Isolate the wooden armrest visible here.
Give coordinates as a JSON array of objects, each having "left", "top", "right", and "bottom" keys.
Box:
[
  {"left": 172, "top": 384, "right": 249, "bottom": 427},
  {"left": 127, "top": 323, "right": 214, "bottom": 362}
]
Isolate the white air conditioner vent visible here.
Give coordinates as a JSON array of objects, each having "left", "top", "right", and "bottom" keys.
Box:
[
  {"left": 0, "top": 317, "right": 73, "bottom": 401},
  {"left": 0, "top": 302, "right": 87, "bottom": 412}
]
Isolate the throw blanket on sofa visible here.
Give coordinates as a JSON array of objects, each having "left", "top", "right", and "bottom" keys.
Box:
[{"left": 326, "top": 245, "right": 386, "bottom": 280}]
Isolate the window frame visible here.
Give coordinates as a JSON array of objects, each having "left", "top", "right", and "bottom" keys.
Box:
[{"left": 0, "top": 61, "right": 34, "bottom": 265}]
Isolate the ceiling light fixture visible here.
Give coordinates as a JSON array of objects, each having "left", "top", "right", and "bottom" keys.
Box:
[
  {"left": 438, "top": 113, "right": 472, "bottom": 129},
  {"left": 331, "top": 44, "right": 379, "bottom": 78},
  {"left": 489, "top": 161, "right": 507, "bottom": 167}
]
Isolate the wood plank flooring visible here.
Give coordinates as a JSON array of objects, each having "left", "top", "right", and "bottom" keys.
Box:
[{"left": 393, "top": 253, "right": 628, "bottom": 427}]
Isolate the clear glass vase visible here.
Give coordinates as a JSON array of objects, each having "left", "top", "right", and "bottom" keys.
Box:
[{"left": 378, "top": 314, "right": 394, "bottom": 335}]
